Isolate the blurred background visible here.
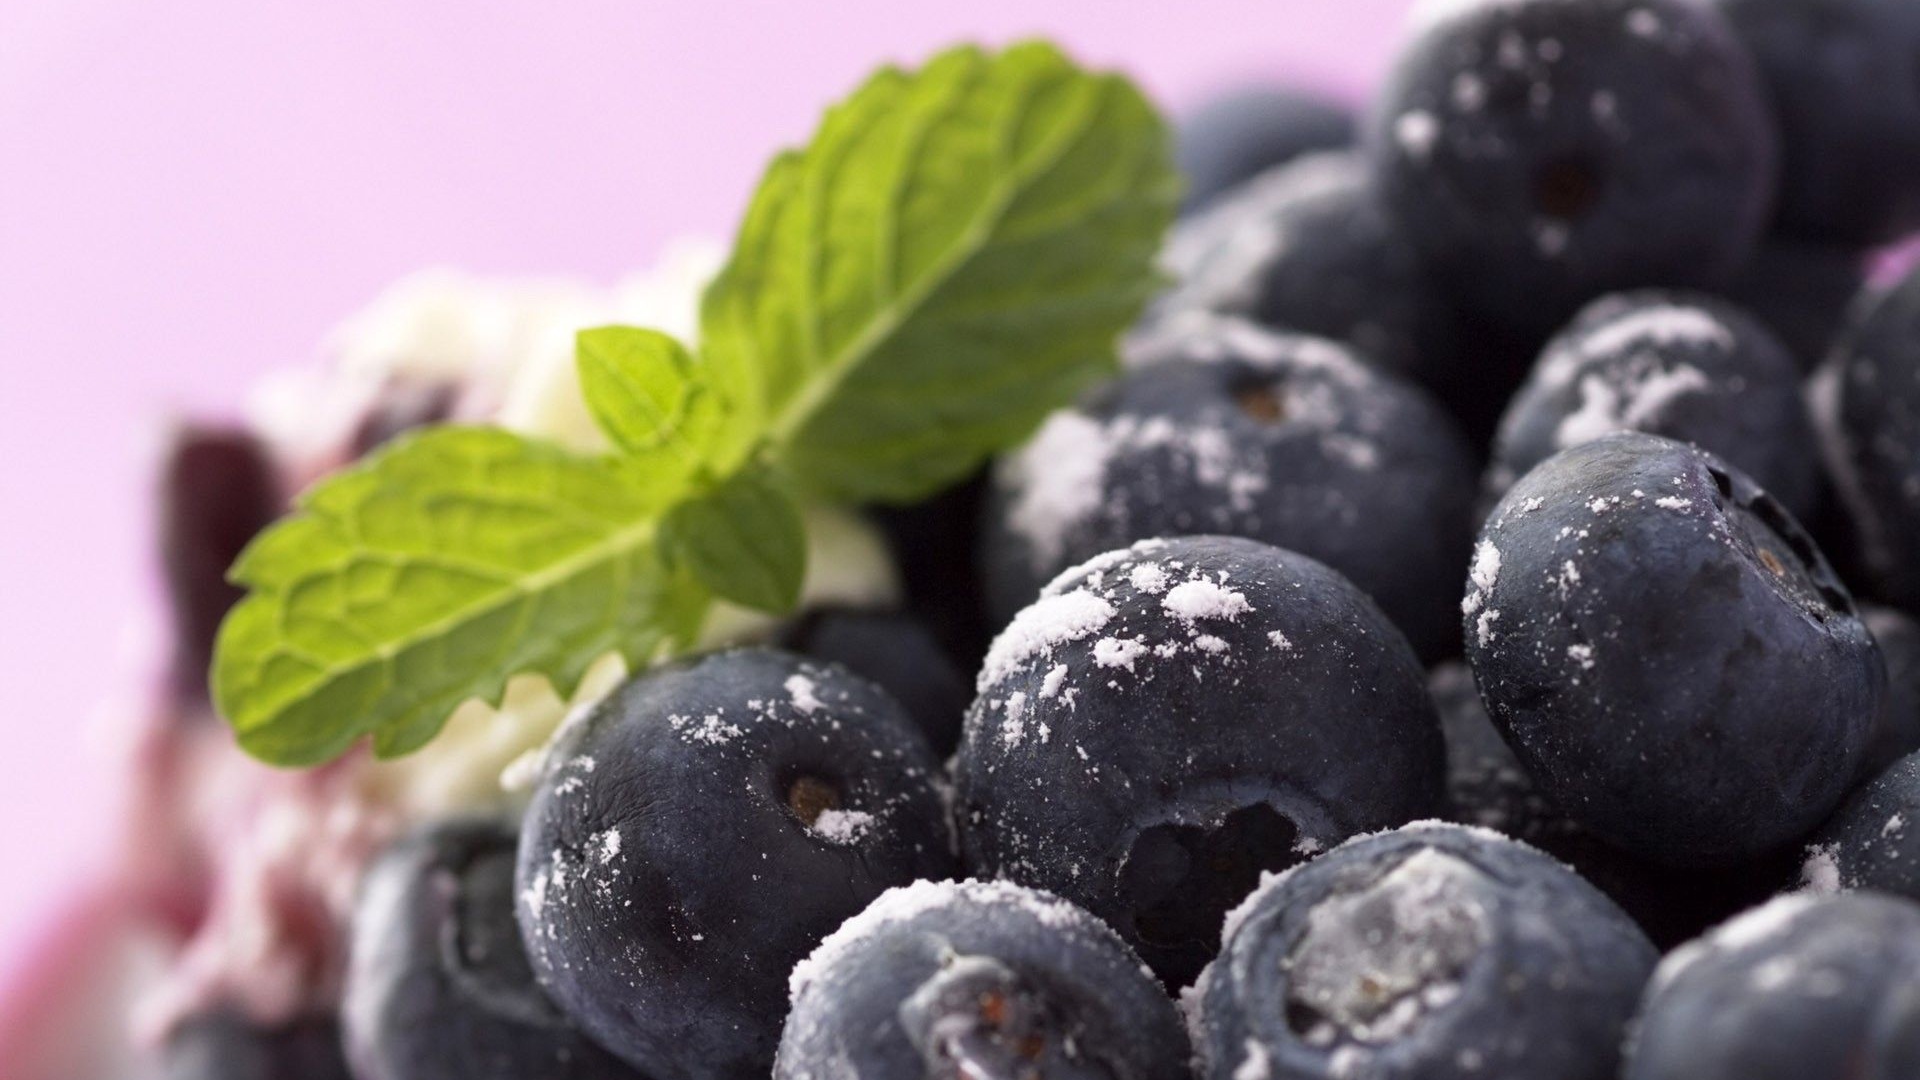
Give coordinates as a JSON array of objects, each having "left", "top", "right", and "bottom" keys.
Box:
[{"left": 0, "top": 0, "right": 1421, "bottom": 970}]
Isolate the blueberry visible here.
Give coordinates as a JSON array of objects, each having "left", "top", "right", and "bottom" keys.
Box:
[
  {"left": 1189, "top": 822, "right": 1656, "bottom": 1080},
  {"left": 1484, "top": 291, "right": 1820, "bottom": 519},
  {"left": 1466, "top": 433, "right": 1881, "bottom": 865},
  {"left": 341, "top": 820, "right": 644, "bottom": 1080},
  {"left": 158, "top": 1011, "right": 352, "bottom": 1080},
  {"left": 987, "top": 316, "right": 1478, "bottom": 660},
  {"left": 1714, "top": 242, "right": 1867, "bottom": 371},
  {"left": 1368, "top": 0, "right": 1777, "bottom": 333},
  {"left": 1431, "top": 661, "right": 1799, "bottom": 948},
  {"left": 1155, "top": 152, "right": 1462, "bottom": 382},
  {"left": 1626, "top": 893, "right": 1920, "bottom": 1079},
  {"left": 775, "top": 880, "right": 1189, "bottom": 1079},
  {"left": 773, "top": 607, "right": 970, "bottom": 755},
  {"left": 1814, "top": 265, "right": 1920, "bottom": 613},
  {"left": 1175, "top": 84, "right": 1356, "bottom": 214},
  {"left": 1804, "top": 750, "right": 1920, "bottom": 899},
  {"left": 514, "top": 648, "right": 957, "bottom": 1080},
  {"left": 1861, "top": 604, "right": 1920, "bottom": 779},
  {"left": 957, "top": 535, "right": 1444, "bottom": 991},
  {"left": 157, "top": 424, "right": 281, "bottom": 701},
  {"left": 1711, "top": 0, "right": 1920, "bottom": 246}
]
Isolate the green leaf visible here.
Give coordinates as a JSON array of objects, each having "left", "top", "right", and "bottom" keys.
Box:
[
  {"left": 210, "top": 39, "right": 1177, "bottom": 768},
  {"left": 662, "top": 466, "right": 807, "bottom": 613},
  {"left": 575, "top": 326, "right": 740, "bottom": 473},
  {"left": 211, "top": 426, "right": 710, "bottom": 766},
  {"left": 700, "top": 40, "right": 1178, "bottom": 504}
]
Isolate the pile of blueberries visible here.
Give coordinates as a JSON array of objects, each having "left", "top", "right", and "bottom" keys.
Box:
[{"left": 162, "top": 0, "right": 1920, "bottom": 1078}]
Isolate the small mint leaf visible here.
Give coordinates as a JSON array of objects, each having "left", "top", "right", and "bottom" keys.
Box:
[
  {"left": 211, "top": 426, "right": 709, "bottom": 766},
  {"left": 700, "top": 40, "right": 1178, "bottom": 504},
  {"left": 662, "top": 465, "right": 807, "bottom": 613},
  {"left": 575, "top": 326, "right": 731, "bottom": 469}
]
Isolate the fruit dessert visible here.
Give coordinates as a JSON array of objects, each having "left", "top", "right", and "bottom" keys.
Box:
[{"left": 8, "top": 2, "right": 1920, "bottom": 1078}]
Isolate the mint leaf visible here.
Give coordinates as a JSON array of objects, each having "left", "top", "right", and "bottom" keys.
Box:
[
  {"left": 701, "top": 40, "right": 1178, "bottom": 504},
  {"left": 212, "top": 40, "right": 1175, "bottom": 766},
  {"left": 663, "top": 465, "right": 807, "bottom": 613},
  {"left": 212, "top": 426, "right": 709, "bottom": 765},
  {"left": 575, "top": 326, "right": 741, "bottom": 474}
]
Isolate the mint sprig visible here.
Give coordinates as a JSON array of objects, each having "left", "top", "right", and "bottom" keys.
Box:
[
  {"left": 211, "top": 40, "right": 1176, "bottom": 766},
  {"left": 704, "top": 42, "right": 1175, "bottom": 502}
]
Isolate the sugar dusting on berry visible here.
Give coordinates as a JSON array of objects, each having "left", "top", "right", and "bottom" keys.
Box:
[
  {"left": 1233, "top": 1039, "right": 1272, "bottom": 1080},
  {"left": 1002, "top": 319, "right": 1400, "bottom": 577},
  {"left": 1800, "top": 845, "right": 1842, "bottom": 895},
  {"left": 1555, "top": 365, "right": 1712, "bottom": 448},
  {"left": 809, "top": 809, "right": 876, "bottom": 846},
  {"left": 1093, "top": 637, "right": 1148, "bottom": 671},
  {"left": 978, "top": 588, "right": 1117, "bottom": 693},
  {"left": 1039, "top": 664, "right": 1071, "bottom": 699},
  {"left": 1001, "top": 413, "right": 1113, "bottom": 573},
  {"left": 1129, "top": 562, "right": 1171, "bottom": 594},
  {"left": 785, "top": 674, "right": 825, "bottom": 714},
  {"left": 1463, "top": 541, "right": 1500, "bottom": 617},
  {"left": 1652, "top": 894, "right": 1818, "bottom": 993},
  {"left": 787, "top": 879, "right": 1118, "bottom": 1006},
  {"left": 1163, "top": 579, "right": 1253, "bottom": 623},
  {"left": 668, "top": 711, "right": 745, "bottom": 746},
  {"left": 1002, "top": 412, "right": 1271, "bottom": 574}
]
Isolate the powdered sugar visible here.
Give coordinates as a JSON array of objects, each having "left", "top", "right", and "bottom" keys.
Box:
[
  {"left": 595, "top": 828, "right": 622, "bottom": 864},
  {"left": 1129, "top": 562, "right": 1172, "bottom": 594},
  {"left": 809, "top": 809, "right": 876, "bottom": 846},
  {"left": 1655, "top": 894, "right": 1817, "bottom": 992},
  {"left": 1581, "top": 305, "right": 1732, "bottom": 359},
  {"left": 1163, "top": 579, "right": 1253, "bottom": 623},
  {"left": 999, "top": 692, "right": 1031, "bottom": 750},
  {"left": 1094, "top": 637, "right": 1149, "bottom": 671},
  {"left": 1800, "top": 845, "right": 1841, "bottom": 895},
  {"left": 1233, "top": 1040, "right": 1273, "bottom": 1080},
  {"left": 1469, "top": 541, "right": 1501, "bottom": 594},
  {"left": 1039, "top": 664, "right": 1071, "bottom": 699},
  {"left": 1463, "top": 541, "right": 1503, "bottom": 618},
  {"left": 1002, "top": 409, "right": 1274, "bottom": 574},
  {"left": 788, "top": 880, "right": 1104, "bottom": 1004},
  {"left": 668, "top": 711, "right": 744, "bottom": 746},
  {"left": 1001, "top": 413, "right": 1114, "bottom": 572},
  {"left": 785, "top": 674, "right": 825, "bottom": 715},
  {"left": 978, "top": 588, "right": 1116, "bottom": 693},
  {"left": 1555, "top": 364, "right": 1712, "bottom": 448}
]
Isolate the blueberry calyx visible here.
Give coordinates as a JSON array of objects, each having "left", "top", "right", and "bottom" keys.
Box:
[
  {"left": 900, "top": 955, "right": 1105, "bottom": 1080},
  {"left": 785, "top": 773, "right": 844, "bottom": 828},
  {"left": 1705, "top": 464, "right": 1852, "bottom": 620},
  {"left": 1281, "top": 848, "right": 1492, "bottom": 1048}
]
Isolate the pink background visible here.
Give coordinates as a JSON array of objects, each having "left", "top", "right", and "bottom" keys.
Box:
[{"left": 0, "top": 0, "right": 1416, "bottom": 968}]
